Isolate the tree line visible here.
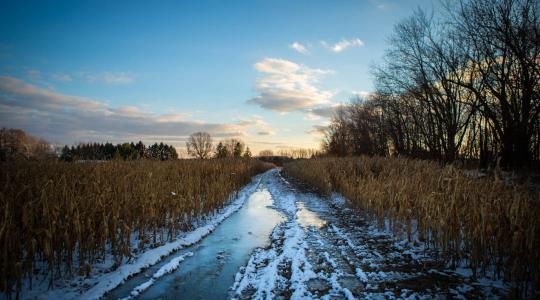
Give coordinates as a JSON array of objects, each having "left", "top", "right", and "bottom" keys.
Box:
[
  {"left": 186, "top": 132, "right": 253, "bottom": 159},
  {"left": 1, "top": 128, "right": 259, "bottom": 162},
  {"left": 0, "top": 128, "right": 54, "bottom": 161},
  {"left": 325, "top": 0, "right": 540, "bottom": 169},
  {"left": 59, "top": 141, "right": 178, "bottom": 161}
]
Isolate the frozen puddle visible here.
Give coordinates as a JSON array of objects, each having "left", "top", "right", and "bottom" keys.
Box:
[
  {"left": 296, "top": 202, "right": 327, "bottom": 229},
  {"left": 105, "top": 173, "right": 284, "bottom": 300}
]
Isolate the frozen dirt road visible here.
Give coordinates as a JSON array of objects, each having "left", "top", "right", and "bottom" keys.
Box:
[{"left": 108, "top": 169, "right": 509, "bottom": 300}]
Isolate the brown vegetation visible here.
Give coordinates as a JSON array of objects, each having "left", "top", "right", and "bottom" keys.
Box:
[
  {"left": 0, "top": 159, "right": 272, "bottom": 296},
  {"left": 0, "top": 128, "right": 54, "bottom": 161},
  {"left": 283, "top": 157, "right": 540, "bottom": 293}
]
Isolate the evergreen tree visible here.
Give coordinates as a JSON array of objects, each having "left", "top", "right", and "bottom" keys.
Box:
[
  {"left": 243, "top": 147, "right": 252, "bottom": 158},
  {"left": 215, "top": 142, "right": 228, "bottom": 158},
  {"left": 158, "top": 142, "right": 165, "bottom": 160},
  {"left": 104, "top": 142, "right": 115, "bottom": 159},
  {"left": 60, "top": 145, "right": 72, "bottom": 161},
  {"left": 135, "top": 141, "right": 145, "bottom": 158},
  {"left": 169, "top": 146, "right": 178, "bottom": 159},
  {"left": 233, "top": 142, "right": 244, "bottom": 158},
  {"left": 57, "top": 140, "right": 178, "bottom": 161}
]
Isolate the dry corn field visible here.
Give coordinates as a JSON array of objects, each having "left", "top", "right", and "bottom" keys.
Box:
[
  {"left": 283, "top": 156, "right": 540, "bottom": 293},
  {"left": 0, "top": 159, "right": 271, "bottom": 297}
]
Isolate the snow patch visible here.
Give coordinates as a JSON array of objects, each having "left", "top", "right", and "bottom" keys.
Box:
[{"left": 120, "top": 252, "right": 193, "bottom": 300}]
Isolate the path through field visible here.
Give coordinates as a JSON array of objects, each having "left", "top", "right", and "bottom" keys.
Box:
[{"left": 107, "top": 169, "right": 508, "bottom": 300}]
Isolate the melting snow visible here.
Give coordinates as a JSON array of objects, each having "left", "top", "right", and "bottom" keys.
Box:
[{"left": 119, "top": 252, "right": 193, "bottom": 300}]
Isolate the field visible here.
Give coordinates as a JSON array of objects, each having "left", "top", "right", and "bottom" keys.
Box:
[
  {"left": 2, "top": 0, "right": 538, "bottom": 298},
  {"left": 0, "top": 159, "right": 271, "bottom": 297},
  {"left": 1, "top": 157, "right": 538, "bottom": 299},
  {"left": 283, "top": 156, "right": 540, "bottom": 293}
]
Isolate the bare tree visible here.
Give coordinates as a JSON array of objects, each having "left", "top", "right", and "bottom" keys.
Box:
[
  {"left": 223, "top": 138, "right": 245, "bottom": 157},
  {"left": 319, "top": 0, "right": 539, "bottom": 169},
  {"left": 0, "top": 128, "right": 53, "bottom": 161},
  {"left": 448, "top": 0, "right": 540, "bottom": 168},
  {"left": 259, "top": 149, "right": 274, "bottom": 157},
  {"left": 325, "top": 105, "right": 352, "bottom": 156},
  {"left": 372, "top": 9, "right": 476, "bottom": 162},
  {"left": 186, "top": 132, "right": 213, "bottom": 159},
  {"left": 277, "top": 148, "right": 321, "bottom": 158}
]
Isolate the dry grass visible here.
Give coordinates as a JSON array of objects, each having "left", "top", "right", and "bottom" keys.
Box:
[
  {"left": 0, "top": 159, "right": 272, "bottom": 296},
  {"left": 283, "top": 156, "right": 540, "bottom": 292}
]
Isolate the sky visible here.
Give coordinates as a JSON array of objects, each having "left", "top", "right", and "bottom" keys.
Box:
[{"left": 0, "top": 0, "right": 438, "bottom": 155}]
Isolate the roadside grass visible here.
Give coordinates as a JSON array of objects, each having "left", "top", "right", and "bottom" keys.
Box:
[
  {"left": 283, "top": 156, "right": 540, "bottom": 295},
  {"left": 0, "top": 159, "right": 272, "bottom": 297}
]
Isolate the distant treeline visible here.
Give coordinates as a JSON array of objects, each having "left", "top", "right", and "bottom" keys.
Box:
[
  {"left": 0, "top": 128, "right": 55, "bottom": 161},
  {"left": 60, "top": 141, "right": 178, "bottom": 161}
]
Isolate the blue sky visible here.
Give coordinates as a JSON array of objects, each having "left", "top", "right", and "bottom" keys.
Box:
[{"left": 0, "top": 0, "right": 437, "bottom": 155}]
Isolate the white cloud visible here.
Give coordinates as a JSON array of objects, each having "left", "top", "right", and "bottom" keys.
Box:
[
  {"left": 84, "top": 71, "right": 135, "bottom": 85},
  {"left": 303, "top": 112, "right": 321, "bottom": 120},
  {"left": 0, "top": 76, "right": 105, "bottom": 111},
  {"left": 306, "top": 124, "right": 329, "bottom": 137},
  {"left": 34, "top": 70, "right": 133, "bottom": 85},
  {"left": 102, "top": 72, "right": 134, "bottom": 85},
  {"left": 155, "top": 112, "right": 192, "bottom": 123},
  {"left": 236, "top": 115, "right": 276, "bottom": 136},
  {"left": 248, "top": 58, "right": 334, "bottom": 112},
  {"left": 308, "top": 104, "right": 342, "bottom": 119},
  {"left": 322, "top": 38, "right": 365, "bottom": 53},
  {"left": 289, "top": 42, "right": 309, "bottom": 54},
  {"left": 0, "top": 76, "right": 249, "bottom": 146},
  {"left": 369, "top": 0, "right": 391, "bottom": 10}
]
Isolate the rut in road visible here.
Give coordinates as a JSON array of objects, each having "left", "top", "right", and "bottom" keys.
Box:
[{"left": 230, "top": 169, "right": 508, "bottom": 299}]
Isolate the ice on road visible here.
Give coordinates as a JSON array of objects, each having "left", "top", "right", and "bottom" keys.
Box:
[{"left": 230, "top": 169, "right": 508, "bottom": 299}]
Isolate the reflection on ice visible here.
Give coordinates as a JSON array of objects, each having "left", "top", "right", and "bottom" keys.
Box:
[
  {"left": 106, "top": 186, "right": 284, "bottom": 300},
  {"left": 296, "top": 202, "right": 327, "bottom": 228}
]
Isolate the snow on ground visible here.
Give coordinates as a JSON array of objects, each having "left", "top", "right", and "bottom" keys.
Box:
[
  {"left": 118, "top": 252, "right": 193, "bottom": 300},
  {"left": 231, "top": 169, "right": 512, "bottom": 299},
  {"left": 17, "top": 171, "right": 268, "bottom": 300}
]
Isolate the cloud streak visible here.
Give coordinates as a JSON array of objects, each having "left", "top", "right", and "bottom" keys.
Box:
[
  {"left": 307, "top": 104, "right": 342, "bottom": 119},
  {"left": 41, "top": 70, "right": 134, "bottom": 85},
  {"left": 83, "top": 71, "right": 135, "bottom": 85},
  {"left": 322, "top": 38, "right": 364, "bottom": 53},
  {"left": 247, "top": 58, "right": 334, "bottom": 113},
  {"left": 289, "top": 42, "right": 309, "bottom": 54},
  {"left": 236, "top": 115, "right": 276, "bottom": 136},
  {"left": 0, "top": 76, "right": 250, "bottom": 146},
  {"left": 306, "top": 124, "right": 329, "bottom": 137}
]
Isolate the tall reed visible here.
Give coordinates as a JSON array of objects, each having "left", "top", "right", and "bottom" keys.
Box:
[
  {"left": 283, "top": 156, "right": 540, "bottom": 293},
  {"left": 0, "top": 159, "right": 271, "bottom": 297}
]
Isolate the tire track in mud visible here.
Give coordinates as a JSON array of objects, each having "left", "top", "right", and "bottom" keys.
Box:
[{"left": 231, "top": 169, "right": 509, "bottom": 299}]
